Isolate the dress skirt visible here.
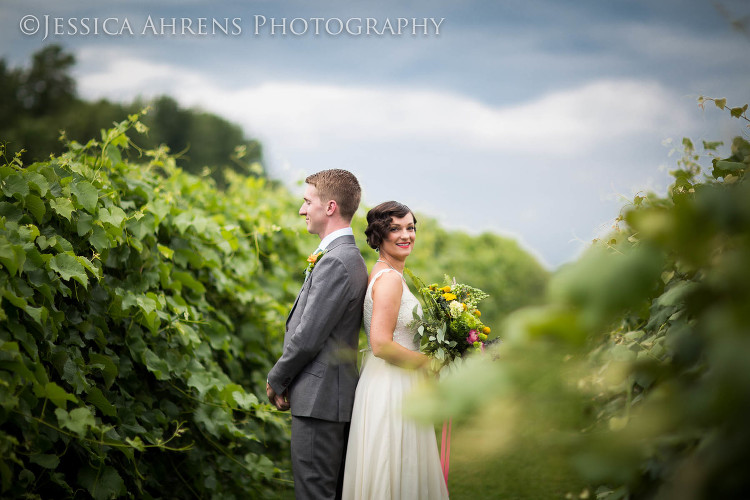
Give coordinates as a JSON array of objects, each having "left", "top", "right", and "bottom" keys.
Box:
[{"left": 342, "top": 352, "right": 450, "bottom": 499}]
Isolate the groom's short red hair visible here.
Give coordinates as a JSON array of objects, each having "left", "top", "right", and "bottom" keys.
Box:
[{"left": 306, "top": 169, "right": 361, "bottom": 221}]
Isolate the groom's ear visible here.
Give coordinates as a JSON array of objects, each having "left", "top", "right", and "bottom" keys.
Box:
[{"left": 325, "top": 200, "right": 338, "bottom": 216}]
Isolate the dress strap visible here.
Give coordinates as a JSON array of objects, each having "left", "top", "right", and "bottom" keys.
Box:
[
  {"left": 375, "top": 260, "right": 405, "bottom": 281},
  {"left": 367, "top": 268, "right": 405, "bottom": 298},
  {"left": 369, "top": 267, "right": 399, "bottom": 285}
]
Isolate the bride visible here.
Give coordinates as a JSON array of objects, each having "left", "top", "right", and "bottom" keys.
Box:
[{"left": 342, "top": 201, "right": 449, "bottom": 499}]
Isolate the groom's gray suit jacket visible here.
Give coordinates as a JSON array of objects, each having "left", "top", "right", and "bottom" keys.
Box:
[{"left": 268, "top": 234, "right": 367, "bottom": 422}]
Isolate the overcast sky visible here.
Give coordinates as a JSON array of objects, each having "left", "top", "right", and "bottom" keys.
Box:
[{"left": 2, "top": 0, "right": 749, "bottom": 267}]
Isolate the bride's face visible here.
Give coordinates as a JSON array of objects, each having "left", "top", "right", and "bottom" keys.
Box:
[{"left": 380, "top": 213, "right": 416, "bottom": 261}]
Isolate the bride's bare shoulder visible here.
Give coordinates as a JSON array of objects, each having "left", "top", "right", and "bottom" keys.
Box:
[{"left": 370, "top": 268, "right": 403, "bottom": 295}]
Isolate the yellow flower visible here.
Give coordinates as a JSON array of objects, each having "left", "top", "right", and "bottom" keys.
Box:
[
  {"left": 462, "top": 303, "right": 467, "bottom": 310},
  {"left": 482, "top": 326, "right": 491, "bottom": 334},
  {"left": 474, "top": 310, "right": 481, "bottom": 317},
  {"left": 307, "top": 253, "right": 319, "bottom": 264},
  {"left": 441, "top": 286, "right": 452, "bottom": 293},
  {"left": 443, "top": 293, "right": 457, "bottom": 301}
]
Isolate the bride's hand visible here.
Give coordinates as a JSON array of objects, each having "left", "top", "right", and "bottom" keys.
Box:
[{"left": 419, "top": 356, "right": 443, "bottom": 379}]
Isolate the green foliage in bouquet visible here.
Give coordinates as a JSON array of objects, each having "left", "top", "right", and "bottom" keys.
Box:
[
  {"left": 0, "top": 112, "right": 305, "bottom": 498},
  {"left": 406, "top": 271, "right": 493, "bottom": 363},
  {"left": 406, "top": 100, "right": 750, "bottom": 499}
]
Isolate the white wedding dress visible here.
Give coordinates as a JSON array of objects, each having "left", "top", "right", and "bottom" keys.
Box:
[{"left": 342, "top": 269, "right": 450, "bottom": 499}]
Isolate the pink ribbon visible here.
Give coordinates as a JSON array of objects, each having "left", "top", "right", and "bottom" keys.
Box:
[{"left": 440, "top": 418, "right": 452, "bottom": 491}]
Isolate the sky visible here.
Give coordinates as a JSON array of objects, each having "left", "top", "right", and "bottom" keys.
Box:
[{"left": 2, "top": 0, "right": 749, "bottom": 268}]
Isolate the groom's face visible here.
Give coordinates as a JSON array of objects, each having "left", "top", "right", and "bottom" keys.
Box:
[{"left": 300, "top": 184, "right": 328, "bottom": 236}]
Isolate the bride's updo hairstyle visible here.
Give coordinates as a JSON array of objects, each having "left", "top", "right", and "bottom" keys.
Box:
[{"left": 365, "top": 201, "right": 417, "bottom": 250}]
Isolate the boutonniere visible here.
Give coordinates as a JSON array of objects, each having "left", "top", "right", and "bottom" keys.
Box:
[{"left": 304, "top": 249, "right": 327, "bottom": 277}]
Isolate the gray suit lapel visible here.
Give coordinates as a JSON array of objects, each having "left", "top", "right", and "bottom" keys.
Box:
[{"left": 285, "top": 234, "right": 356, "bottom": 327}]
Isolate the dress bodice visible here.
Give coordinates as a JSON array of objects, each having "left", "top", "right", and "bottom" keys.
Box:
[{"left": 363, "top": 268, "right": 422, "bottom": 351}]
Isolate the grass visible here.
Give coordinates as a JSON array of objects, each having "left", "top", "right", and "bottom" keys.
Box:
[
  {"left": 275, "top": 425, "right": 588, "bottom": 499},
  {"left": 445, "top": 425, "right": 589, "bottom": 499}
]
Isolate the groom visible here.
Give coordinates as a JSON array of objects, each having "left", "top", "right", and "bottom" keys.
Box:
[{"left": 267, "top": 169, "right": 368, "bottom": 499}]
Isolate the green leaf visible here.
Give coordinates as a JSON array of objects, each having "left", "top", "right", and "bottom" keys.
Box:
[
  {"left": 136, "top": 294, "right": 158, "bottom": 314},
  {"left": 86, "top": 387, "right": 117, "bottom": 417},
  {"left": 231, "top": 390, "right": 258, "bottom": 409},
  {"left": 143, "top": 349, "right": 170, "bottom": 380},
  {"left": 89, "top": 225, "right": 110, "bottom": 251},
  {"left": 78, "top": 465, "right": 125, "bottom": 500},
  {"left": 18, "top": 224, "right": 40, "bottom": 243},
  {"left": 76, "top": 255, "right": 101, "bottom": 280},
  {"left": 105, "top": 144, "right": 123, "bottom": 166},
  {"left": 126, "top": 215, "right": 153, "bottom": 240},
  {"left": 49, "top": 253, "right": 88, "bottom": 287},
  {"left": 125, "top": 436, "right": 146, "bottom": 452},
  {"left": 171, "top": 271, "right": 206, "bottom": 294},
  {"left": 24, "top": 305, "right": 48, "bottom": 326},
  {"left": 0, "top": 237, "right": 26, "bottom": 276},
  {"left": 89, "top": 353, "right": 118, "bottom": 389},
  {"left": 146, "top": 198, "right": 171, "bottom": 223},
  {"left": 25, "top": 172, "right": 50, "bottom": 197},
  {"left": 55, "top": 407, "right": 95, "bottom": 437},
  {"left": 657, "top": 281, "right": 699, "bottom": 307},
  {"left": 1, "top": 173, "right": 29, "bottom": 199},
  {"left": 714, "top": 160, "right": 745, "bottom": 173},
  {"left": 140, "top": 310, "right": 161, "bottom": 333},
  {"left": 173, "top": 212, "right": 193, "bottom": 233},
  {"left": 714, "top": 97, "right": 726, "bottom": 109},
  {"left": 99, "top": 206, "right": 127, "bottom": 228},
  {"left": 2, "top": 288, "right": 28, "bottom": 309},
  {"left": 63, "top": 358, "right": 89, "bottom": 394},
  {"left": 187, "top": 371, "right": 216, "bottom": 395},
  {"left": 69, "top": 180, "right": 99, "bottom": 213},
  {"left": 49, "top": 197, "right": 75, "bottom": 221},
  {"left": 24, "top": 194, "right": 46, "bottom": 223},
  {"left": 175, "top": 322, "right": 201, "bottom": 346},
  {"left": 76, "top": 212, "right": 94, "bottom": 236},
  {"left": 157, "top": 244, "right": 174, "bottom": 260},
  {"left": 29, "top": 454, "right": 60, "bottom": 469},
  {"left": 44, "top": 382, "right": 77, "bottom": 409},
  {"left": 0, "top": 201, "right": 23, "bottom": 222}
]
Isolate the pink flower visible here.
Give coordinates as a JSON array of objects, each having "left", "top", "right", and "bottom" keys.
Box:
[{"left": 466, "top": 329, "right": 478, "bottom": 344}]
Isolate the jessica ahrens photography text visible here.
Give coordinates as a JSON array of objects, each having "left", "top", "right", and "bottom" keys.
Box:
[{"left": 19, "top": 14, "right": 446, "bottom": 40}]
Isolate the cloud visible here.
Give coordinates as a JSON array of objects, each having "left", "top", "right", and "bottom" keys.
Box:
[
  {"left": 77, "top": 49, "right": 692, "bottom": 158},
  {"left": 74, "top": 49, "right": 703, "bottom": 268}
]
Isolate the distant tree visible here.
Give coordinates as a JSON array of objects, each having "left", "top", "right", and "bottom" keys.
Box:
[
  {"left": 0, "top": 60, "right": 22, "bottom": 125},
  {"left": 17, "top": 45, "right": 76, "bottom": 116},
  {"left": 0, "top": 46, "right": 264, "bottom": 185}
]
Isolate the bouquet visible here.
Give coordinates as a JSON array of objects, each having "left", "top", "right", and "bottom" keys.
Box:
[{"left": 406, "top": 270, "right": 496, "bottom": 364}]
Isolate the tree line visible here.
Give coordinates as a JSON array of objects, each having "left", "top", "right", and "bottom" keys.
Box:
[{"left": 0, "top": 45, "right": 263, "bottom": 187}]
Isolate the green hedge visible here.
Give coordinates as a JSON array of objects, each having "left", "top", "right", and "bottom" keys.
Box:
[{"left": 0, "top": 114, "right": 302, "bottom": 499}]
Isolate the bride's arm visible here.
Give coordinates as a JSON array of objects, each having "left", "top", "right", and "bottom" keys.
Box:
[{"left": 370, "top": 271, "right": 429, "bottom": 370}]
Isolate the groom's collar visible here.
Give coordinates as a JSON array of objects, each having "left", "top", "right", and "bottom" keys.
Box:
[{"left": 318, "top": 227, "right": 354, "bottom": 251}]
